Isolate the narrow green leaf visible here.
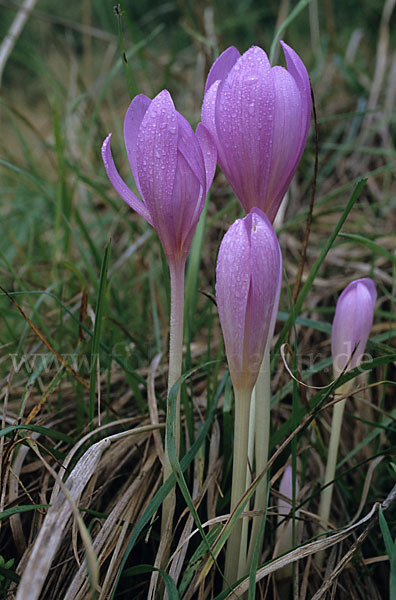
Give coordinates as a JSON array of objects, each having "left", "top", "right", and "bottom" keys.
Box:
[
  {"left": 339, "top": 232, "right": 396, "bottom": 265},
  {"left": 121, "top": 565, "right": 179, "bottom": 599},
  {"left": 0, "top": 504, "right": 49, "bottom": 521},
  {"left": 270, "top": 0, "right": 313, "bottom": 63},
  {"left": 0, "top": 424, "right": 74, "bottom": 444},
  {"left": 379, "top": 506, "right": 396, "bottom": 599},
  {"left": 89, "top": 241, "right": 111, "bottom": 427}
]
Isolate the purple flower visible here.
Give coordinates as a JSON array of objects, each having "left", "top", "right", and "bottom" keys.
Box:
[
  {"left": 202, "top": 42, "right": 311, "bottom": 222},
  {"left": 102, "top": 90, "right": 216, "bottom": 262},
  {"left": 216, "top": 208, "right": 282, "bottom": 392},
  {"left": 332, "top": 278, "right": 377, "bottom": 377},
  {"left": 278, "top": 465, "right": 299, "bottom": 520},
  {"left": 276, "top": 464, "right": 300, "bottom": 577}
]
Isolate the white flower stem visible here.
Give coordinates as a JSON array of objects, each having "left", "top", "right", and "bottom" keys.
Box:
[
  {"left": 317, "top": 380, "right": 352, "bottom": 565},
  {"left": 238, "top": 388, "right": 256, "bottom": 577},
  {"left": 246, "top": 346, "right": 271, "bottom": 568},
  {"left": 161, "top": 257, "right": 185, "bottom": 536},
  {"left": 224, "top": 387, "right": 252, "bottom": 588}
]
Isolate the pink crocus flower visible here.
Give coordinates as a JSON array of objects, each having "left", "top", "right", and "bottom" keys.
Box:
[
  {"left": 278, "top": 464, "right": 299, "bottom": 525},
  {"left": 332, "top": 278, "right": 377, "bottom": 377},
  {"left": 202, "top": 42, "right": 311, "bottom": 222},
  {"left": 216, "top": 208, "right": 282, "bottom": 393},
  {"left": 276, "top": 465, "right": 300, "bottom": 581},
  {"left": 102, "top": 89, "right": 216, "bottom": 263},
  {"left": 102, "top": 91, "right": 217, "bottom": 535}
]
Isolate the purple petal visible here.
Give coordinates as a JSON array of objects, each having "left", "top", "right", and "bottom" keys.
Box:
[
  {"left": 135, "top": 90, "right": 178, "bottom": 241},
  {"left": 195, "top": 123, "right": 217, "bottom": 192},
  {"left": 265, "top": 66, "right": 304, "bottom": 221},
  {"left": 331, "top": 278, "right": 377, "bottom": 377},
  {"left": 176, "top": 113, "right": 206, "bottom": 191},
  {"left": 202, "top": 79, "right": 234, "bottom": 178},
  {"left": 215, "top": 46, "right": 275, "bottom": 213},
  {"left": 168, "top": 151, "right": 203, "bottom": 258},
  {"left": 280, "top": 41, "right": 311, "bottom": 163},
  {"left": 216, "top": 215, "right": 251, "bottom": 390},
  {"left": 101, "top": 133, "right": 153, "bottom": 225},
  {"left": 245, "top": 209, "right": 282, "bottom": 377},
  {"left": 123, "top": 94, "right": 151, "bottom": 197},
  {"left": 216, "top": 208, "right": 282, "bottom": 392},
  {"left": 278, "top": 465, "right": 299, "bottom": 518},
  {"left": 204, "top": 46, "right": 241, "bottom": 94}
]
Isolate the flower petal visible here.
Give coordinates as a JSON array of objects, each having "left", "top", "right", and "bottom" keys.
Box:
[
  {"left": 215, "top": 46, "right": 275, "bottom": 213},
  {"left": 204, "top": 46, "right": 241, "bottom": 94},
  {"left": 265, "top": 66, "right": 304, "bottom": 221},
  {"left": 176, "top": 112, "right": 206, "bottom": 191},
  {"left": 216, "top": 215, "right": 251, "bottom": 389},
  {"left": 101, "top": 133, "right": 153, "bottom": 225},
  {"left": 136, "top": 89, "right": 178, "bottom": 236},
  {"left": 195, "top": 122, "right": 217, "bottom": 191},
  {"left": 169, "top": 150, "right": 203, "bottom": 258},
  {"left": 245, "top": 208, "right": 282, "bottom": 375},
  {"left": 202, "top": 79, "right": 234, "bottom": 178},
  {"left": 280, "top": 41, "right": 311, "bottom": 162},
  {"left": 123, "top": 94, "right": 151, "bottom": 197},
  {"left": 278, "top": 465, "right": 299, "bottom": 518}
]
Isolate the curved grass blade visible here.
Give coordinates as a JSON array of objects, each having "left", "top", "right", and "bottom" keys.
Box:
[{"left": 270, "top": 0, "right": 313, "bottom": 64}]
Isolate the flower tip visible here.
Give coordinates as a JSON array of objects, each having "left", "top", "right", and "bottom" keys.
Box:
[
  {"left": 358, "top": 277, "right": 377, "bottom": 304},
  {"left": 154, "top": 88, "right": 174, "bottom": 106},
  {"left": 101, "top": 133, "right": 112, "bottom": 160}
]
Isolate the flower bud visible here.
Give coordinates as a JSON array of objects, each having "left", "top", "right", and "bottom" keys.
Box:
[
  {"left": 331, "top": 278, "right": 377, "bottom": 378},
  {"left": 216, "top": 208, "right": 282, "bottom": 392}
]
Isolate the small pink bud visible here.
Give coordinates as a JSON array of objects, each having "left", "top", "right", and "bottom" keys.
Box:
[{"left": 331, "top": 278, "right": 377, "bottom": 378}]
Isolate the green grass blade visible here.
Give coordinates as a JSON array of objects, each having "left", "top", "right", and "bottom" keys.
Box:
[
  {"left": 270, "top": 0, "right": 313, "bottom": 64},
  {"left": 379, "top": 506, "right": 396, "bottom": 599},
  {"left": 89, "top": 241, "right": 111, "bottom": 427},
  {"left": 0, "top": 504, "right": 50, "bottom": 521},
  {"left": 338, "top": 232, "right": 396, "bottom": 265},
  {"left": 121, "top": 565, "right": 179, "bottom": 599}
]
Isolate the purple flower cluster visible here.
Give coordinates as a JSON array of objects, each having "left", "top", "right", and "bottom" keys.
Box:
[{"left": 102, "top": 41, "right": 311, "bottom": 390}]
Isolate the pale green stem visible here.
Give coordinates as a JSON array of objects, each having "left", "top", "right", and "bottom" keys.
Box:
[
  {"left": 239, "top": 389, "right": 256, "bottom": 578},
  {"left": 161, "top": 257, "right": 185, "bottom": 536},
  {"left": 246, "top": 346, "right": 271, "bottom": 568},
  {"left": 317, "top": 380, "right": 352, "bottom": 566},
  {"left": 224, "top": 387, "right": 252, "bottom": 588}
]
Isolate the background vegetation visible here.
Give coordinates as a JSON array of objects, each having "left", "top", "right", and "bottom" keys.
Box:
[{"left": 0, "top": 0, "right": 395, "bottom": 598}]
